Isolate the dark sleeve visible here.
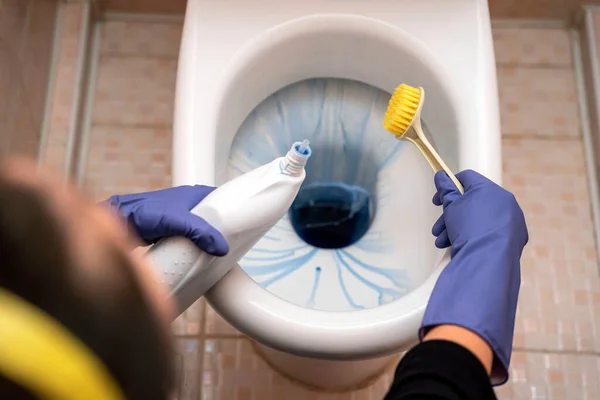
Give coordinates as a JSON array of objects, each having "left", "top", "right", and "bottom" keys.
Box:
[{"left": 383, "top": 340, "right": 497, "bottom": 400}]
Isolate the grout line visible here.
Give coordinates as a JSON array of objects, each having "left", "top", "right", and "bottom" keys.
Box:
[
  {"left": 76, "top": 21, "right": 102, "bottom": 185},
  {"left": 200, "top": 301, "right": 208, "bottom": 340},
  {"left": 495, "top": 62, "right": 572, "bottom": 70},
  {"left": 197, "top": 333, "right": 206, "bottom": 399},
  {"left": 37, "top": 1, "right": 65, "bottom": 166},
  {"left": 101, "top": 12, "right": 184, "bottom": 24},
  {"left": 98, "top": 52, "right": 179, "bottom": 60},
  {"left": 581, "top": 9, "right": 600, "bottom": 278},
  {"left": 513, "top": 347, "right": 600, "bottom": 357},
  {"left": 197, "top": 300, "right": 207, "bottom": 400},
  {"left": 204, "top": 334, "right": 245, "bottom": 339},
  {"left": 491, "top": 19, "right": 569, "bottom": 30},
  {"left": 63, "top": 0, "right": 92, "bottom": 177},
  {"left": 169, "top": 337, "right": 600, "bottom": 356},
  {"left": 172, "top": 333, "right": 245, "bottom": 339},
  {"left": 91, "top": 122, "right": 174, "bottom": 130},
  {"left": 199, "top": 300, "right": 207, "bottom": 340},
  {"left": 501, "top": 133, "right": 583, "bottom": 141}
]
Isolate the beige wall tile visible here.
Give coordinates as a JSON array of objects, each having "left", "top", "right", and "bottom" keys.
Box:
[
  {"left": 496, "top": 351, "right": 600, "bottom": 399},
  {"left": 0, "top": 121, "right": 10, "bottom": 157},
  {"left": 0, "top": 40, "right": 17, "bottom": 124},
  {"left": 101, "top": 20, "right": 182, "bottom": 58},
  {"left": 45, "top": 1, "right": 84, "bottom": 146},
  {"left": 493, "top": 28, "right": 572, "bottom": 67},
  {"left": 173, "top": 338, "right": 203, "bottom": 400},
  {"left": 19, "top": 0, "right": 57, "bottom": 126},
  {"left": 83, "top": 125, "right": 172, "bottom": 198},
  {"left": 172, "top": 300, "right": 205, "bottom": 336},
  {"left": 202, "top": 338, "right": 396, "bottom": 400},
  {"left": 0, "top": 0, "right": 56, "bottom": 159},
  {"left": 92, "top": 56, "right": 177, "bottom": 126},
  {"left": 99, "top": 0, "right": 187, "bottom": 15},
  {"left": 0, "top": 0, "right": 30, "bottom": 55},
  {"left": 489, "top": 0, "right": 600, "bottom": 20},
  {"left": 10, "top": 88, "right": 39, "bottom": 158},
  {"left": 41, "top": 141, "right": 68, "bottom": 171},
  {"left": 497, "top": 67, "right": 580, "bottom": 138},
  {"left": 503, "top": 138, "right": 599, "bottom": 352},
  {"left": 205, "top": 304, "right": 242, "bottom": 336}
]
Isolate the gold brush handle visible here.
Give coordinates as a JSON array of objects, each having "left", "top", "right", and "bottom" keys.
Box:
[{"left": 406, "top": 129, "right": 464, "bottom": 194}]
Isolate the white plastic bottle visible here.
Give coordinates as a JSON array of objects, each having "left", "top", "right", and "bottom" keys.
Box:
[{"left": 147, "top": 140, "right": 312, "bottom": 317}]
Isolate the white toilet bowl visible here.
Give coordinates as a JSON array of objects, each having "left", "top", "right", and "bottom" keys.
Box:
[{"left": 173, "top": 0, "right": 500, "bottom": 390}]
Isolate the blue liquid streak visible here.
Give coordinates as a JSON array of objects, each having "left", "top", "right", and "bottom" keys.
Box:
[
  {"left": 306, "top": 266, "right": 322, "bottom": 308},
  {"left": 261, "top": 236, "right": 281, "bottom": 241},
  {"left": 256, "top": 248, "right": 319, "bottom": 287},
  {"left": 335, "top": 251, "right": 404, "bottom": 307},
  {"left": 334, "top": 255, "right": 365, "bottom": 310},
  {"left": 338, "top": 249, "right": 408, "bottom": 286}
]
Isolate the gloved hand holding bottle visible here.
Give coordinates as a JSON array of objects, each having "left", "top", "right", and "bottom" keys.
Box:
[
  {"left": 421, "top": 170, "right": 529, "bottom": 385},
  {"left": 100, "top": 185, "right": 229, "bottom": 256}
]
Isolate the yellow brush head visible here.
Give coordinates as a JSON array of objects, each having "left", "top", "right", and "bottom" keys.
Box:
[{"left": 383, "top": 84, "right": 422, "bottom": 138}]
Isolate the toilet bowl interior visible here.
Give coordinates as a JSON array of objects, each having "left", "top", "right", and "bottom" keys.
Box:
[{"left": 210, "top": 15, "right": 461, "bottom": 312}]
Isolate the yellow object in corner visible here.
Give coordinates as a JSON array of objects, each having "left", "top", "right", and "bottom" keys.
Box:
[
  {"left": 0, "top": 288, "right": 125, "bottom": 400},
  {"left": 383, "top": 84, "right": 464, "bottom": 194}
]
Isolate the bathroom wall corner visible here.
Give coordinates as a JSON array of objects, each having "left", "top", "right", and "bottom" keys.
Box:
[
  {"left": 574, "top": 10, "right": 600, "bottom": 275},
  {"left": 0, "top": 0, "right": 59, "bottom": 160},
  {"left": 39, "top": 0, "right": 94, "bottom": 176}
]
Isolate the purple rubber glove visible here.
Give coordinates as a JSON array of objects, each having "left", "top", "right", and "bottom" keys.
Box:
[
  {"left": 101, "top": 185, "right": 229, "bottom": 256},
  {"left": 421, "top": 170, "right": 528, "bottom": 385}
]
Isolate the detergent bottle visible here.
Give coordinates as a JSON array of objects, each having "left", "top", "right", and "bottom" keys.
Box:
[{"left": 147, "top": 140, "right": 312, "bottom": 316}]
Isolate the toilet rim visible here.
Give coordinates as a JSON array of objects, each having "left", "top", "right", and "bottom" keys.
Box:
[
  {"left": 200, "top": 14, "right": 464, "bottom": 359},
  {"left": 205, "top": 253, "right": 448, "bottom": 360}
]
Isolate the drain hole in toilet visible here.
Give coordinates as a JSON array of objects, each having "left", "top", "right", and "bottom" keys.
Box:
[{"left": 289, "top": 182, "right": 372, "bottom": 249}]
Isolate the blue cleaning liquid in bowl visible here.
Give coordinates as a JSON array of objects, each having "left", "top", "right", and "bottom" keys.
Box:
[{"left": 289, "top": 182, "right": 372, "bottom": 249}]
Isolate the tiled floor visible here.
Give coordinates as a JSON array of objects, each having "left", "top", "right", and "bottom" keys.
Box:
[{"left": 42, "top": 14, "right": 600, "bottom": 400}]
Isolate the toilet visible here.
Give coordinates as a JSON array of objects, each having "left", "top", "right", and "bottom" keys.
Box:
[{"left": 173, "top": 0, "right": 501, "bottom": 390}]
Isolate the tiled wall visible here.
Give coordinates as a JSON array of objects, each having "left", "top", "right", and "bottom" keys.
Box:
[
  {"left": 0, "top": 0, "right": 57, "bottom": 159},
  {"left": 81, "top": 19, "right": 179, "bottom": 199},
  {"left": 489, "top": 0, "right": 600, "bottom": 20},
  {"left": 494, "top": 26, "right": 600, "bottom": 399},
  {"left": 43, "top": 15, "right": 600, "bottom": 400},
  {"left": 96, "top": 0, "right": 600, "bottom": 21},
  {"left": 40, "top": 0, "right": 89, "bottom": 173}
]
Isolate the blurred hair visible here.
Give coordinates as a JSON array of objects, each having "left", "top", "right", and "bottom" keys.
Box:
[{"left": 0, "top": 161, "right": 174, "bottom": 399}]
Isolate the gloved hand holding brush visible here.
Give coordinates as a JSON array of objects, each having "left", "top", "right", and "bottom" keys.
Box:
[{"left": 421, "top": 170, "right": 529, "bottom": 385}]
